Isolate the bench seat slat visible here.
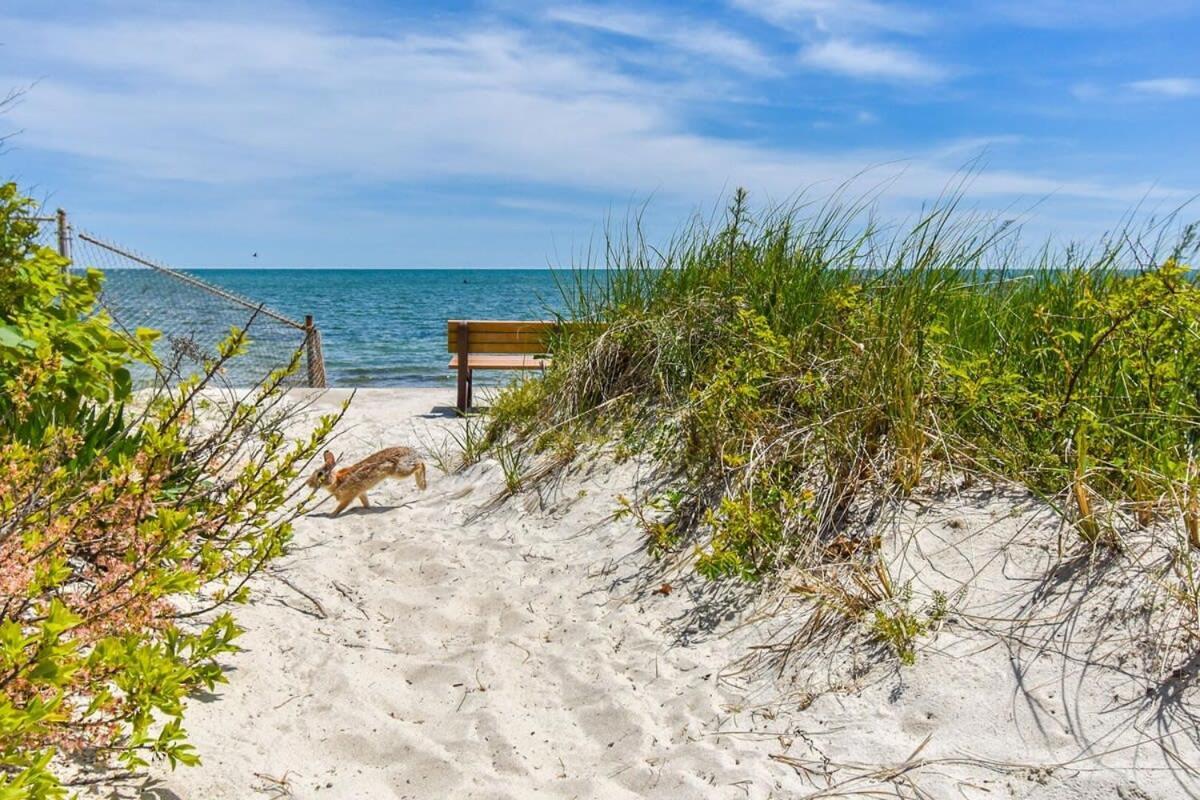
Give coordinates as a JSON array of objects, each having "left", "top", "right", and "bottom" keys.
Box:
[
  {"left": 446, "top": 320, "right": 559, "bottom": 333},
  {"left": 446, "top": 340, "right": 552, "bottom": 352},
  {"left": 447, "top": 332, "right": 553, "bottom": 350},
  {"left": 448, "top": 332, "right": 550, "bottom": 343},
  {"left": 447, "top": 354, "right": 551, "bottom": 370}
]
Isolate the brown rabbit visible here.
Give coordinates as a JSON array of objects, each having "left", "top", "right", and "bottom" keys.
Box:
[{"left": 307, "top": 447, "right": 427, "bottom": 517}]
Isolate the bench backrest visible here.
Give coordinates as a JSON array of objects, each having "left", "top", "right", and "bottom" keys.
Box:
[{"left": 447, "top": 320, "right": 559, "bottom": 355}]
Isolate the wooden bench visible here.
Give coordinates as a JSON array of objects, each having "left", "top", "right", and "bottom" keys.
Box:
[{"left": 447, "top": 320, "right": 557, "bottom": 413}]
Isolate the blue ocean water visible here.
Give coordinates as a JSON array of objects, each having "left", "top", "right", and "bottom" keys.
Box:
[{"left": 191, "top": 269, "right": 568, "bottom": 387}]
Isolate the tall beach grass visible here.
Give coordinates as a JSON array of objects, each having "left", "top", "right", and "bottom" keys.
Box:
[{"left": 484, "top": 188, "right": 1200, "bottom": 641}]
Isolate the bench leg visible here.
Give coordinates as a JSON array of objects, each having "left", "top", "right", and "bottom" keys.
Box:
[
  {"left": 456, "top": 322, "right": 470, "bottom": 414},
  {"left": 455, "top": 370, "right": 476, "bottom": 413},
  {"left": 456, "top": 365, "right": 471, "bottom": 415}
]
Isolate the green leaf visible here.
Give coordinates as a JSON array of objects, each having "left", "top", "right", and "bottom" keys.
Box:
[{"left": 0, "top": 324, "right": 34, "bottom": 349}]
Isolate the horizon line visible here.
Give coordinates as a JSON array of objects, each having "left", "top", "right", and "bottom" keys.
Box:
[{"left": 179, "top": 265, "right": 569, "bottom": 271}]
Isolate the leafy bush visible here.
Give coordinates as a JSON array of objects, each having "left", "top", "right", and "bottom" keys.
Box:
[
  {"left": 0, "top": 183, "right": 340, "bottom": 797},
  {"left": 0, "top": 184, "right": 153, "bottom": 431}
]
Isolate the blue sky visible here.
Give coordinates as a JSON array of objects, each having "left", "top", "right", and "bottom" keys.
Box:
[{"left": 1, "top": 0, "right": 1198, "bottom": 267}]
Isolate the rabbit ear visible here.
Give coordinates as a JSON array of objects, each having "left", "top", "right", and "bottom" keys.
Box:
[{"left": 323, "top": 451, "right": 336, "bottom": 467}]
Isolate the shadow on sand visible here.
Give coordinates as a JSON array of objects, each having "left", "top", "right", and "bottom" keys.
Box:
[
  {"left": 420, "top": 405, "right": 462, "bottom": 419},
  {"left": 307, "top": 503, "right": 413, "bottom": 519}
]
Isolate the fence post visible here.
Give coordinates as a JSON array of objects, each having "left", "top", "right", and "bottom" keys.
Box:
[
  {"left": 304, "top": 314, "right": 327, "bottom": 388},
  {"left": 55, "top": 208, "right": 71, "bottom": 261}
]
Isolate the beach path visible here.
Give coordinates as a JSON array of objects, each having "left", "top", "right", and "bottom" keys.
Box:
[{"left": 142, "top": 388, "right": 797, "bottom": 800}]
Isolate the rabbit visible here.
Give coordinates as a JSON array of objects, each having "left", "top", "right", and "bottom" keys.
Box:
[{"left": 306, "top": 446, "right": 427, "bottom": 517}]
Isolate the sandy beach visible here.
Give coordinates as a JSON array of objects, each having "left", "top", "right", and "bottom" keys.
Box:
[
  {"left": 122, "top": 389, "right": 801, "bottom": 798},
  {"left": 104, "top": 388, "right": 1199, "bottom": 799}
]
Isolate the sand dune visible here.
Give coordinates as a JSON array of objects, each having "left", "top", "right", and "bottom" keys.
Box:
[{"left": 100, "top": 388, "right": 1198, "bottom": 799}]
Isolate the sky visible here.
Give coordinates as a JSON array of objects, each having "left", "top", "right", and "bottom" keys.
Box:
[{"left": 1, "top": 0, "right": 1197, "bottom": 268}]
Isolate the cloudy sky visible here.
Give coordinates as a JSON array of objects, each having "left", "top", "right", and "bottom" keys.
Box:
[{"left": 1, "top": 0, "right": 1197, "bottom": 267}]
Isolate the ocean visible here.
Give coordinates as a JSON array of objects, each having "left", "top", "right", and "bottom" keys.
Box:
[{"left": 190, "top": 269, "right": 570, "bottom": 387}]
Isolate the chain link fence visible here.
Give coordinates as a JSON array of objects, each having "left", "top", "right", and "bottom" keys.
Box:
[{"left": 28, "top": 212, "right": 326, "bottom": 389}]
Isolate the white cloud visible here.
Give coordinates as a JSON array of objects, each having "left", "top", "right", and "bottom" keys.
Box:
[
  {"left": 799, "top": 38, "right": 944, "bottom": 83},
  {"left": 730, "top": 0, "right": 934, "bottom": 35},
  {"left": 546, "top": 5, "right": 775, "bottom": 74},
  {"left": 729, "top": 1, "right": 947, "bottom": 87},
  {"left": 0, "top": 6, "right": 1183, "bottom": 215},
  {"left": 1126, "top": 78, "right": 1200, "bottom": 98}
]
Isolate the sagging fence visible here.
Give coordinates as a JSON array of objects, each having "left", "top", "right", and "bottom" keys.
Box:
[{"left": 29, "top": 211, "right": 326, "bottom": 389}]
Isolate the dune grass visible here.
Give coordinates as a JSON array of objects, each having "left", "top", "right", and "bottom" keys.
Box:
[{"left": 482, "top": 188, "right": 1200, "bottom": 630}]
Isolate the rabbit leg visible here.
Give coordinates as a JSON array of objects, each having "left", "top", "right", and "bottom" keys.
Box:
[
  {"left": 359, "top": 493, "right": 370, "bottom": 507},
  {"left": 332, "top": 497, "right": 353, "bottom": 517}
]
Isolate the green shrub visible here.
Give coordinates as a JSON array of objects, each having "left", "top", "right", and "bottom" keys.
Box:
[
  {"left": 0, "top": 183, "right": 341, "bottom": 797},
  {"left": 0, "top": 184, "right": 154, "bottom": 431}
]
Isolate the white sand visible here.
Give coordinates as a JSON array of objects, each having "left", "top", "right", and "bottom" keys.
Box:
[
  {"left": 111, "top": 388, "right": 1196, "bottom": 798},
  {"left": 127, "top": 389, "right": 802, "bottom": 799}
]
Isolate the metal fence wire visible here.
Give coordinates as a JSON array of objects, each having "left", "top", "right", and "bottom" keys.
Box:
[{"left": 28, "top": 212, "right": 326, "bottom": 389}]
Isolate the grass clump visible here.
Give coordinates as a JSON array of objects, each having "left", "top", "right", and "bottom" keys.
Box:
[
  {"left": 868, "top": 584, "right": 951, "bottom": 666},
  {"left": 484, "top": 187, "right": 1200, "bottom": 658},
  {"left": 495, "top": 439, "right": 526, "bottom": 494}
]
